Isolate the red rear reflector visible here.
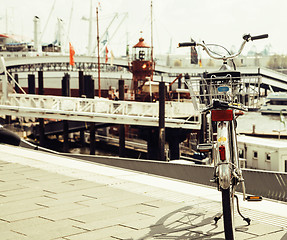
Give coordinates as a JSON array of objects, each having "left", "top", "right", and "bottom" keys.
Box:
[
  {"left": 246, "top": 196, "right": 263, "bottom": 201},
  {"left": 219, "top": 145, "right": 226, "bottom": 160},
  {"left": 211, "top": 109, "right": 233, "bottom": 121}
]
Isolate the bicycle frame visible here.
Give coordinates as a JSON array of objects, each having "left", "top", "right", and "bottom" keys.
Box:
[{"left": 179, "top": 33, "right": 268, "bottom": 239}]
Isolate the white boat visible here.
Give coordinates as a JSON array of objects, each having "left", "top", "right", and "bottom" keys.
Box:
[{"left": 260, "top": 92, "right": 287, "bottom": 114}]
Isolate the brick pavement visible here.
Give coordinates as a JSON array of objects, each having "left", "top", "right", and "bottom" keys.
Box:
[{"left": 0, "top": 145, "right": 286, "bottom": 239}]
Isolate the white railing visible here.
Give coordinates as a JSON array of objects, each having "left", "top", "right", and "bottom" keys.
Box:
[{"left": 0, "top": 93, "right": 201, "bottom": 129}]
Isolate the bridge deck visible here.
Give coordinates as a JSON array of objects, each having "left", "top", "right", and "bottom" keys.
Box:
[
  {"left": 0, "top": 144, "right": 286, "bottom": 239},
  {"left": 0, "top": 93, "right": 201, "bottom": 129}
]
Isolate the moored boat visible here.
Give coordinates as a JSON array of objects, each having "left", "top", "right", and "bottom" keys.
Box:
[{"left": 260, "top": 92, "right": 287, "bottom": 114}]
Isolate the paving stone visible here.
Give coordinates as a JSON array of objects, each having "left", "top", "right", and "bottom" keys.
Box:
[
  {"left": 65, "top": 225, "right": 137, "bottom": 240},
  {"left": 0, "top": 229, "right": 28, "bottom": 239},
  {"left": 69, "top": 204, "right": 154, "bottom": 225},
  {"left": 236, "top": 221, "right": 285, "bottom": 236},
  {"left": 40, "top": 203, "right": 114, "bottom": 222},
  {"left": 0, "top": 146, "right": 286, "bottom": 240},
  {"left": 0, "top": 191, "right": 49, "bottom": 204},
  {"left": 0, "top": 182, "right": 25, "bottom": 192},
  {"left": 246, "top": 230, "right": 287, "bottom": 239},
  {"left": 1, "top": 202, "right": 85, "bottom": 222},
  {"left": 13, "top": 218, "right": 87, "bottom": 240}
]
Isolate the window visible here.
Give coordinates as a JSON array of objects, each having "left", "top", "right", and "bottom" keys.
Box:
[
  {"left": 239, "top": 149, "right": 244, "bottom": 158},
  {"left": 253, "top": 151, "right": 258, "bottom": 159},
  {"left": 266, "top": 153, "right": 271, "bottom": 162}
]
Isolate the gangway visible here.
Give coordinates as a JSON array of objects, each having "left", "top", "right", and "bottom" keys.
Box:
[{"left": 0, "top": 93, "right": 201, "bottom": 129}]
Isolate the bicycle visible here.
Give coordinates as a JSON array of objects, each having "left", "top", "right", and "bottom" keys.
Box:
[{"left": 179, "top": 33, "right": 268, "bottom": 239}]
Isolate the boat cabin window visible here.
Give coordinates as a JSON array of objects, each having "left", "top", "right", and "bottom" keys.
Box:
[
  {"left": 253, "top": 151, "right": 258, "bottom": 159},
  {"left": 267, "top": 100, "right": 287, "bottom": 105},
  {"left": 239, "top": 148, "right": 244, "bottom": 158},
  {"left": 133, "top": 48, "right": 151, "bottom": 61},
  {"left": 266, "top": 153, "right": 271, "bottom": 161}
]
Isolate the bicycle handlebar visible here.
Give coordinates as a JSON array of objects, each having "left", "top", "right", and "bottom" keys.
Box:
[
  {"left": 178, "top": 42, "right": 196, "bottom": 47},
  {"left": 246, "top": 34, "right": 269, "bottom": 41},
  {"left": 178, "top": 33, "right": 268, "bottom": 61}
]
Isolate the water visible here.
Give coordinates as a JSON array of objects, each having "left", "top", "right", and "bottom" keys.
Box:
[
  {"left": 237, "top": 111, "right": 287, "bottom": 137},
  {"left": 69, "top": 146, "right": 117, "bottom": 156}
]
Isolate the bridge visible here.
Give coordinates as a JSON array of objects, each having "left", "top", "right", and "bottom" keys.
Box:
[
  {"left": 0, "top": 93, "right": 201, "bottom": 130},
  {"left": 5, "top": 55, "right": 287, "bottom": 92},
  {"left": 2, "top": 55, "right": 287, "bottom": 132}
]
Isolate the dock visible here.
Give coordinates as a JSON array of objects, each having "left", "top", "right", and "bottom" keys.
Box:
[{"left": 0, "top": 144, "right": 286, "bottom": 239}]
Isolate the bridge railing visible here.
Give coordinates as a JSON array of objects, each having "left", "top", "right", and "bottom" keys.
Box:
[{"left": 0, "top": 93, "right": 201, "bottom": 129}]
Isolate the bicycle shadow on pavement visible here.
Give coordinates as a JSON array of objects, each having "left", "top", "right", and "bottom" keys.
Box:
[{"left": 138, "top": 205, "right": 228, "bottom": 239}]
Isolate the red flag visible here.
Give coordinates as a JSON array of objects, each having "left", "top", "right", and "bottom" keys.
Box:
[
  {"left": 69, "top": 42, "right": 75, "bottom": 66},
  {"left": 105, "top": 46, "right": 108, "bottom": 63}
]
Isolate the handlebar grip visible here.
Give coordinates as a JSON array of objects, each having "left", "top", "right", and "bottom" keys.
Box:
[
  {"left": 178, "top": 42, "right": 196, "bottom": 47},
  {"left": 251, "top": 34, "right": 269, "bottom": 41}
]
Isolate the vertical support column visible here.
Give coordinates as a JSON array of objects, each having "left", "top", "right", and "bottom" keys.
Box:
[
  {"left": 38, "top": 71, "right": 44, "bottom": 95},
  {"left": 38, "top": 71, "right": 45, "bottom": 147},
  {"left": 178, "top": 75, "right": 182, "bottom": 89},
  {"left": 14, "top": 74, "right": 20, "bottom": 93},
  {"left": 84, "top": 75, "right": 96, "bottom": 155},
  {"left": 199, "top": 113, "right": 207, "bottom": 144},
  {"left": 89, "top": 122, "right": 96, "bottom": 155},
  {"left": 62, "top": 73, "right": 70, "bottom": 153},
  {"left": 147, "top": 128, "right": 158, "bottom": 160},
  {"left": 184, "top": 73, "right": 189, "bottom": 89},
  {"left": 158, "top": 80, "right": 166, "bottom": 161},
  {"left": 245, "top": 83, "right": 249, "bottom": 107},
  {"left": 78, "top": 71, "right": 84, "bottom": 97},
  {"left": 0, "top": 57, "right": 10, "bottom": 123},
  {"left": 78, "top": 71, "right": 85, "bottom": 146},
  {"left": 0, "top": 57, "right": 8, "bottom": 102},
  {"left": 84, "top": 75, "right": 94, "bottom": 98},
  {"left": 62, "top": 73, "right": 70, "bottom": 97},
  {"left": 169, "top": 138, "right": 180, "bottom": 160},
  {"left": 264, "top": 87, "right": 268, "bottom": 97},
  {"left": 28, "top": 74, "right": 36, "bottom": 94},
  {"left": 119, "top": 79, "right": 125, "bottom": 157}
]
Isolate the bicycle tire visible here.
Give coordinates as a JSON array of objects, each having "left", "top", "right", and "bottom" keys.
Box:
[{"left": 222, "top": 187, "right": 235, "bottom": 239}]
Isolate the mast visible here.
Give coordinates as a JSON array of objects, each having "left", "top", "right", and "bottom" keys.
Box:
[
  {"left": 88, "top": 0, "right": 93, "bottom": 55},
  {"left": 96, "top": 5, "right": 101, "bottom": 97},
  {"left": 150, "top": 0, "right": 154, "bottom": 81}
]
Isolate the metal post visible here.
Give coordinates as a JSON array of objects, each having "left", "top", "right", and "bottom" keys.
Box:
[
  {"left": 78, "top": 70, "right": 85, "bottom": 147},
  {"left": 178, "top": 75, "right": 182, "bottom": 89},
  {"left": 38, "top": 71, "right": 45, "bottom": 146},
  {"left": 38, "top": 71, "right": 44, "bottom": 95},
  {"left": 62, "top": 73, "right": 70, "bottom": 153},
  {"left": 168, "top": 130, "right": 180, "bottom": 160},
  {"left": 84, "top": 75, "right": 94, "bottom": 98},
  {"left": 14, "top": 74, "right": 19, "bottom": 93},
  {"left": 184, "top": 73, "right": 189, "bottom": 89},
  {"left": 61, "top": 73, "right": 70, "bottom": 97},
  {"left": 199, "top": 113, "right": 207, "bottom": 144},
  {"left": 63, "top": 121, "right": 69, "bottom": 153},
  {"left": 28, "top": 74, "right": 36, "bottom": 94},
  {"left": 0, "top": 57, "right": 7, "bottom": 103},
  {"left": 96, "top": 6, "right": 101, "bottom": 97},
  {"left": 147, "top": 127, "right": 158, "bottom": 160},
  {"left": 89, "top": 122, "right": 96, "bottom": 155},
  {"left": 78, "top": 71, "right": 84, "bottom": 97},
  {"left": 84, "top": 75, "right": 96, "bottom": 155},
  {"left": 159, "top": 80, "right": 166, "bottom": 161},
  {"left": 119, "top": 79, "right": 125, "bottom": 157}
]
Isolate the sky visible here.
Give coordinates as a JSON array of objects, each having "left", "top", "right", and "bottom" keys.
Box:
[{"left": 1, "top": 0, "right": 287, "bottom": 57}]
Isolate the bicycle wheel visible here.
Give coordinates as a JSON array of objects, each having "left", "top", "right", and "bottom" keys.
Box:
[{"left": 222, "top": 186, "right": 235, "bottom": 239}]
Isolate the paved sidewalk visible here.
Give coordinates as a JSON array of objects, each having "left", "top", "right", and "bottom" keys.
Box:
[{"left": 0, "top": 145, "right": 286, "bottom": 239}]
